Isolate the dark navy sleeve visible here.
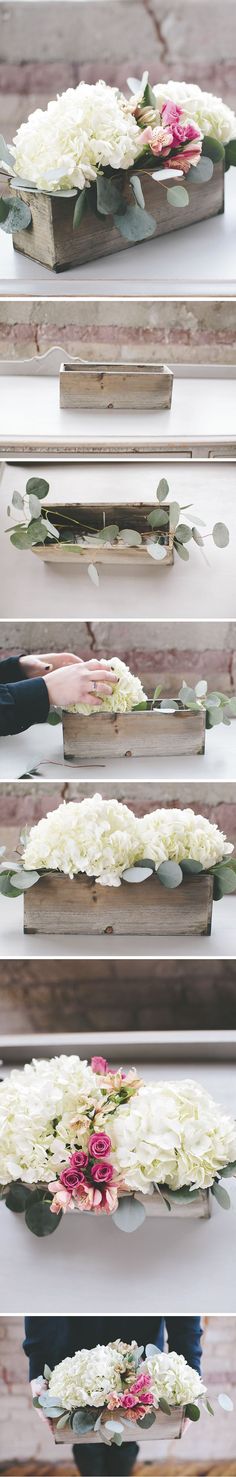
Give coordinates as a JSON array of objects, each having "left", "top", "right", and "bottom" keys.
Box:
[
  {"left": 23, "top": 1318, "right": 74, "bottom": 1379},
  {"left": 0, "top": 677, "right": 49, "bottom": 735},
  {"left": 166, "top": 1317, "right": 203, "bottom": 1373},
  {"left": 0, "top": 657, "right": 24, "bottom": 683}
]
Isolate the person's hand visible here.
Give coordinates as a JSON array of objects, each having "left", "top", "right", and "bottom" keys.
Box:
[
  {"left": 19, "top": 652, "right": 83, "bottom": 678},
  {"left": 44, "top": 658, "right": 118, "bottom": 709}
]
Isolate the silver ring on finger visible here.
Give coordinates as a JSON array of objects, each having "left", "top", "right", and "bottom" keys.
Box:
[{"left": 92, "top": 681, "right": 98, "bottom": 692}]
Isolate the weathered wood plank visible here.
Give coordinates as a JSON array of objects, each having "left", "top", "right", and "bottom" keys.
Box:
[
  {"left": 54, "top": 1407, "right": 184, "bottom": 1444},
  {"left": 62, "top": 708, "right": 206, "bottom": 760},
  {"left": 32, "top": 499, "right": 174, "bottom": 566},
  {"left": 12, "top": 163, "right": 224, "bottom": 271},
  {"left": 24, "top": 871, "right": 214, "bottom": 936},
  {"left": 59, "top": 361, "right": 173, "bottom": 410}
]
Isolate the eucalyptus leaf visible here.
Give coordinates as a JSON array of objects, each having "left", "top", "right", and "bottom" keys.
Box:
[
  {"left": 98, "top": 524, "right": 119, "bottom": 543},
  {"left": 88, "top": 564, "right": 99, "bottom": 586},
  {"left": 220, "top": 1160, "right": 236, "bottom": 1177},
  {"left": 211, "top": 866, "right": 236, "bottom": 896},
  {"left": 10, "top": 870, "right": 39, "bottom": 891},
  {"left": 5, "top": 1182, "right": 33, "bottom": 1213},
  {"left": 118, "top": 528, "right": 142, "bottom": 546},
  {"left": 178, "top": 684, "right": 196, "bottom": 704},
  {"left": 114, "top": 203, "right": 156, "bottom": 241},
  {"left": 202, "top": 135, "right": 225, "bottom": 163},
  {"left": 112, "top": 1196, "right": 146, "bottom": 1232},
  {"left": 158, "top": 1397, "right": 172, "bottom": 1415},
  {"left": 168, "top": 501, "right": 180, "bottom": 530},
  {"left": 167, "top": 185, "right": 189, "bottom": 207},
  {"left": 156, "top": 478, "right": 169, "bottom": 502},
  {"left": 174, "top": 540, "right": 189, "bottom": 560},
  {"left": 130, "top": 174, "right": 145, "bottom": 208},
  {"left": 137, "top": 1410, "right": 156, "bottom": 1429},
  {"left": 157, "top": 860, "right": 183, "bottom": 888},
  {"left": 72, "top": 1408, "right": 97, "bottom": 1434},
  {"left": 146, "top": 508, "right": 169, "bottom": 528},
  {"left": 212, "top": 522, "right": 229, "bottom": 548},
  {"left": 152, "top": 684, "right": 162, "bottom": 701},
  {"left": 145, "top": 1343, "right": 159, "bottom": 1358},
  {"left": 211, "top": 1180, "right": 231, "bottom": 1208},
  {"left": 12, "top": 491, "right": 24, "bottom": 510},
  {"left": 0, "top": 135, "right": 15, "bottom": 169},
  {"left": 122, "top": 865, "right": 154, "bottom": 883},
  {"left": 73, "top": 188, "right": 87, "bottom": 229},
  {"left": 25, "top": 1198, "right": 62, "bottom": 1236},
  {"left": 195, "top": 680, "right": 208, "bottom": 698},
  {"left": 192, "top": 526, "right": 204, "bottom": 547},
  {"left": 26, "top": 477, "right": 49, "bottom": 499},
  {"left": 105, "top": 1421, "right": 124, "bottom": 1435},
  {"left": 0, "top": 870, "right": 26, "bottom": 897},
  {"left": 174, "top": 523, "right": 192, "bottom": 543},
  {"left": 29, "top": 495, "right": 42, "bottom": 518},
  {"left": 181, "top": 859, "right": 203, "bottom": 874},
  {"left": 187, "top": 156, "right": 214, "bottom": 183},
  {"left": 160, "top": 699, "right": 179, "bottom": 712},
  {"left": 47, "top": 709, "right": 62, "bottom": 726},
  {"left": 147, "top": 541, "right": 167, "bottom": 561},
  {"left": 142, "top": 80, "right": 158, "bottom": 108},
  {"left": 224, "top": 139, "right": 236, "bottom": 168},
  {"left": 57, "top": 1414, "right": 70, "bottom": 1430},
  {"left": 185, "top": 1403, "right": 200, "bottom": 1422},
  {"left": 97, "top": 177, "right": 123, "bottom": 216},
  {"left": 0, "top": 196, "right": 32, "bottom": 232},
  {"left": 44, "top": 1365, "right": 52, "bottom": 1381},
  {"left": 218, "top": 1392, "right": 234, "bottom": 1410},
  {"left": 10, "top": 528, "right": 35, "bottom": 550}
]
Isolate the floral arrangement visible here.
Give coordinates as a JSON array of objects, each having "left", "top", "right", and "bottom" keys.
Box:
[
  {"left": 62, "top": 657, "right": 236, "bottom": 729},
  {"left": 5, "top": 478, "right": 230, "bottom": 591},
  {"left": 0, "top": 794, "right": 235, "bottom": 898},
  {"left": 32, "top": 1340, "right": 209, "bottom": 1441},
  {"left": 0, "top": 76, "right": 236, "bottom": 245},
  {"left": 0, "top": 1055, "right": 236, "bottom": 1238}
]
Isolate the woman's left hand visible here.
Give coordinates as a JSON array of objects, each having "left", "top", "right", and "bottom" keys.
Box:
[{"left": 19, "top": 652, "right": 83, "bottom": 677}]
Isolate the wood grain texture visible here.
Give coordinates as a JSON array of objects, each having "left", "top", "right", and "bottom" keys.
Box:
[
  {"left": 3, "top": 439, "right": 236, "bottom": 458},
  {"left": 59, "top": 362, "right": 173, "bottom": 410},
  {"left": 12, "top": 163, "right": 224, "bottom": 271},
  {"left": 54, "top": 1408, "right": 184, "bottom": 1444},
  {"left": 62, "top": 709, "right": 206, "bottom": 760},
  {"left": 134, "top": 1189, "right": 210, "bottom": 1218},
  {"left": 23, "top": 871, "right": 214, "bottom": 936},
  {"left": 33, "top": 498, "right": 173, "bottom": 566}
]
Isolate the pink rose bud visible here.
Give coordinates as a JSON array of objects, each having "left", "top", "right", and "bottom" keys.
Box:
[
  {"left": 89, "top": 1132, "right": 111, "bottom": 1158},
  {"left": 60, "top": 1166, "right": 86, "bottom": 1191},
  {"left": 91, "top": 1055, "right": 109, "bottom": 1074},
  {"left": 91, "top": 1161, "right": 114, "bottom": 1184},
  {"left": 122, "top": 1394, "right": 138, "bottom": 1408},
  {"left": 70, "top": 1150, "right": 88, "bottom": 1170}
]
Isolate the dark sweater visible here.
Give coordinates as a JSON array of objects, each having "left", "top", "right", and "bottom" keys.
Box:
[
  {"left": 0, "top": 657, "right": 49, "bottom": 735},
  {"left": 24, "top": 1317, "right": 202, "bottom": 1380}
]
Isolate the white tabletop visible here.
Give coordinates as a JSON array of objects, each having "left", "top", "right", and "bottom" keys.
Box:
[
  {"left": 0, "top": 892, "right": 234, "bottom": 959},
  {"left": 1, "top": 375, "right": 236, "bottom": 454},
  {"left": 0, "top": 1059, "right": 235, "bottom": 1317},
  {"left": 0, "top": 169, "right": 235, "bottom": 297},
  {"left": 1, "top": 714, "right": 236, "bottom": 783},
  {"left": 1, "top": 459, "right": 236, "bottom": 619}
]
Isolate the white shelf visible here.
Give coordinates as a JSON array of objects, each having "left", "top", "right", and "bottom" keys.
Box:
[
  {"left": 1, "top": 375, "right": 236, "bottom": 455},
  {"left": 1, "top": 714, "right": 236, "bottom": 782},
  {"left": 0, "top": 892, "right": 235, "bottom": 959}
]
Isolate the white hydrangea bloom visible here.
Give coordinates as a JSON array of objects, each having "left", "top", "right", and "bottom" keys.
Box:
[
  {"left": 104, "top": 1078, "right": 236, "bottom": 1192},
  {"left": 143, "top": 1350, "right": 206, "bottom": 1407},
  {"left": 49, "top": 1341, "right": 138, "bottom": 1409},
  {"left": 13, "top": 81, "right": 141, "bottom": 192},
  {"left": 66, "top": 657, "right": 147, "bottom": 716},
  {"left": 22, "top": 794, "right": 143, "bottom": 886},
  {"left": 0, "top": 1055, "right": 104, "bottom": 1186},
  {"left": 140, "top": 807, "right": 233, "bottom": 871},
  {"left": 152, "top": 81, "right": 236, "bottom": 143}
]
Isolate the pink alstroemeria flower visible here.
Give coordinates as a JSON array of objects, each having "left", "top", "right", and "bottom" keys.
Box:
[
  {"left": 166, "top": 137, "right": 202, "bottom": 172},
  {"left": 49, "top": 1183, "right": 72, "bottom": 1214}
]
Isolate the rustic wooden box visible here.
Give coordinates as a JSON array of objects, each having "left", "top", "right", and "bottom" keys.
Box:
[
  {"left": 62, "top": 706, "right": 206, "bottom": 761},
  {"left": 12, "top": 162, "right": 224, "bottom": 271},
  {"left": 59, "top": 361, "right": 173, "bottom": 410},
  {"left": 23, "top": 870, "right": 214, "bottom": 936},
  {"left": 53, "top": 1406, "right": 185, "bottom": 1444},
  {"left": 134, "top": 1189, "right": 210, "bottom": 1219},
  {"left": 32, "top": 501, "right": 174, "bottom": 567}
]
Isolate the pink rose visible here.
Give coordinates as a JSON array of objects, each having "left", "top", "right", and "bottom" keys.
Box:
[
  {"left": 60, "top": 1166, "right": 86, "bottom": 1191},
  {"left": 162, "top": 101, "right": 201, "bottom": 145},
  {"left": 91, "top": 1161, "right": 114, "bottom": 1184},
  {"left": 89, "top": 1132, "right": 111, "bottom": 1158},
  {"left": 70, "top": 1150, "right": 88, "bottom": 1170},
  {"left": 121, "top": 1394, "right": 138, "bottom": 1409},
  {"left": 131, "top": 1374, "right": 152, "bottom": 1394},
  {"left": 91, "top": 1055, "right": 110, "bottom": 1074}
]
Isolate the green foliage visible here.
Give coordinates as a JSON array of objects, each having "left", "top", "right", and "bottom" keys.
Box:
[
  {"left": 156, "top": 478, "right": 169, "bottom": 502},
  {"left": 201, "top": 136, "right": 225, "bottom": 163},
  {"left": 185, "top": 1403, "right": 200, "bottom": 1422},
  {"left": 157, "top": 860, "right": 183, "bottom": 888},
  {"left": 211, "top": 1181, "right": 231, "bottom": 1209},
  {"left": 0, "top": 195, "right": 32, "bottom": 232},
  {"left": 73, "top": 188, "right": 87, "bottom": 228},
  {"left": 114, "top": 202, "right": 156, "bottom": 241},
  {"left": 112, "top": 1195, "right": 146, "bottom": 1232},
  {"left": 96, "top": 176, "right": 123, "bottom": 216},
  {"left": 130, "top": 174, "right": 145, "bottom": 208},
  {"left": 187, "top": 157, "right": 213, "bottom": 184},
  {"left": 167, "top": 185, "right": 189, "bottom": 208},
  {"left": 25, "top": 1197, "right": 63, "bottom": 1236}
]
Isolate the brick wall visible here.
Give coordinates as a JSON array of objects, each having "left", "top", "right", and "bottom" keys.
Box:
[
  {"left": 1, "top": 0, "right": 236, "bottom": 143},
  {"left": 0, "top": 300, "right": 236, "bottom": 365},
  {"left": 0, "top": 621, "right": 235, "bottom": 696},
  {"left": 0, "top": 958, "right": 236, "bottom": 1033},
  {"left": 0, "top": 781, "right": 235, "bottom": 847},
  {"left": 0, "top": 1318, "right": 235, "bottom": 1466}
]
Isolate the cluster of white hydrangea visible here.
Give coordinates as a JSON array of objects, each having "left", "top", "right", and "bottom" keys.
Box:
[
  {"left": 0, "top": 1055, "right": 104, "bottom": 1186},
  {"left": 140, "top": 806, "right": 233, "bottom": 871},
  {"left": 66, "top": 657, "right": 147, "bottom": 716},
  {"left": 49, "top": 1341, "right": 137, "bottom": 1409},
  {"left": 12, "top": 81, "right": 141, "bottom": 192},
  {"left": 22, "top": 796, "right": 233, "bottom": 885},
  {"left": 151, "top": 82, "right": 236, "bottom": 142},
  {"left": 144, "top": 1350, "right": 205, "bottom": 1407},
  {"left": 22, "top": 794, "right": 144, "bottom": 886},
  {"left": 105, "top": 1077, "right": 236, "bottom": 1193}
]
